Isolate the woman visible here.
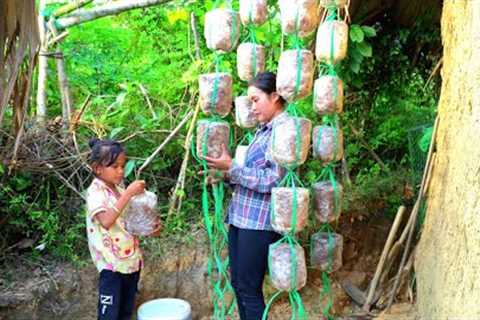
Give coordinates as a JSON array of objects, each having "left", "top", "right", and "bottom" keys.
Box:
[{"left": 204, "top": 72, "right": 287, "bottom": 319}]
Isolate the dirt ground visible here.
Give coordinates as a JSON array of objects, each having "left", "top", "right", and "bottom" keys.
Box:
[{"left": 0, "top": 213, "right": 415, "bottom": 320}]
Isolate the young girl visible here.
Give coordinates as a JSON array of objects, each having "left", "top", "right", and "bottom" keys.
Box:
[
  {"left": 86, "top": 138, "right": 160, "bottom": 320},
  {"left": 204, "top": 72, "right": 286, "bottom": 319}
]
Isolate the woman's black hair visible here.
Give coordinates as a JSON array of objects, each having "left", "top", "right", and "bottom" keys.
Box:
[
  {"left": 248, "top": 71, "right": 286, "bottom": 105},
  {"left": 88, "top": 138, "right": 124, "bottom": 168}
]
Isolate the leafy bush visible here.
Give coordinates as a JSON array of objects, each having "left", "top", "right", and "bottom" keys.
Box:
[{"left": 0, "top": 5, "right": 441, "bottom": 261}]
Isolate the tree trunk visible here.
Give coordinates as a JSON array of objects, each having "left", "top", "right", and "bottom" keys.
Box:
[{"left": 415, "top": 2, "right": 480, "bottom": 319}]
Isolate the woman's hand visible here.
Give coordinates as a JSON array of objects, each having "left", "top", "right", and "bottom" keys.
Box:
[
  {"left": 203, "top": 144, "right": 233, "bottom": 171},
  {"left": 199, "top": 169, "right": 228, "bottom": 185},
  {"left": 125, "top": 180, "right": 146, "bottom": 198}
]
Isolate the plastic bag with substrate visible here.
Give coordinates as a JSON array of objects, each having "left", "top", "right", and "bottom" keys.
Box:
[
  {"left": 239, "top": 0, "right": 268, "bottom": 26},
  {"left": 199, "top": 73, "right": 232, "bottom": 117},
  {"left": 234, "top": 145, "right": 249, "bottom": 167},
  {"left": 271, "top": 187, "right": 310, "bottom": 234},
  {"left": 313, "top": 75, "right": 344, "bottom": 115},
  {"left": 123, "top": 190, "right": 159, "bottom": 236},
  {"left": 312, "top": 181, "right": 343, "bottom": 223},
  {"left": 269, "top": 242, "right": 307, "bottom": 291},
  {"left": 204, "top": 9, "right": 240, "bottom": 52},
  {"left": 312, "top": 125, "right": 344, "bottom": 164},
  {"left": 271, "top": 116, "right": 312, "bottom": 166},
  {"left": 279, "top": 0, "right": 320, "bottom": 37},
  {"left": 315, "top": 20, "right": 348, "bottom": 64},
  {"left": 235, "top": 96, "right": 258, "bottom": 128},
  {"left": 277, "top": 49, "right": 314, "bottom": 102},
  {"left": 310, "top": 231, "right": 343, "bottom": 273},
  {"left": 196, "top": 120, "right": 230, "bottom": 159},
  {"left": 237, "top": 43, "right": 265, "bottom": 81}
]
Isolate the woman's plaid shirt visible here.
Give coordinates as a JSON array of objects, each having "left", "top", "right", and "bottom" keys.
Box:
[{"left": 227, "top": 112, "right": 287, "bottom": 231}]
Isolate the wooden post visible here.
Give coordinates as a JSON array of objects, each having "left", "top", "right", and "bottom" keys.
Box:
[{"left": 55, "top": 51, "right": 73, "bottom": 130}]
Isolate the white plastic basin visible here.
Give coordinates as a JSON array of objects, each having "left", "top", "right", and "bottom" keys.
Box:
[{"left": 137, "top": 298, "right": 192, "bottom": 320}]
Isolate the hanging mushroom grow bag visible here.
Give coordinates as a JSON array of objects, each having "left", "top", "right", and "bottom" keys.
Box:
[
  {"left": 312, "top": 125, "right": 344, "bottom": 164},
  {"left": 271, "top": 116, "right": 312, "bottom": 166},
  {"left": 277, "top": 49, "right": 314, "bottom": 102},
  {"left": 204, "top": 8, "right": 240, "bottom": 52},
  {"left": 312, "top": 181, "right": 343, "bottom": 223},
  {"left": 271, "top": 187, "right": 310, "bottom": 234},
  {"left": 199, "top": 73, "right": 232, "bottom": 117},
  {"left": 315, "top": 20, "right": 349, "bottom": 64},
  {"left": 310, "top": 231, "right": 343, "bottom": 273},
  {"left": 269, "top": 242, "right": 307, "bottom": 291},
  {"left": 278, "top": 0, "right": 320, "bottom": 37},
  {"left": 239, "top": 0, "right": 268, "bottom": 26},
  {"left": 237, "top": 42, "right": 265, "bottom": 81},
  {"left": 313, "top": 75, "right": 344, "bottom": 115},
  {"left": 196, "top": 120, "right": 230, "bottom": 159}
]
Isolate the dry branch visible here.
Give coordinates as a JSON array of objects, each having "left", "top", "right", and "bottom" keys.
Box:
[
  {"left": 136, "top": 111, "right": 193, "bottom": 177},
  {"left": 55, "top": 0, "right": 175, "bottom": 29},
  {"left": 52, "top": 0, "right": 93, "bottom": 18},
  {"left": 167, "top": 98, "right": 201, "bottom": 217}
]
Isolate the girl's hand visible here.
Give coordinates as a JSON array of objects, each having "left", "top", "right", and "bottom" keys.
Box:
[
  {"left": 125, "top": 180, "right": 146, "bottom": 197},
  {"left": 149, "top": 218, "right": 162, "bottom": 237},
  {"left": 204, "top": 144, "right": 232, "bottom": 171}
]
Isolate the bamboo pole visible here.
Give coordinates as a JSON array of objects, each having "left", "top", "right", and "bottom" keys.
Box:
[
  {"left": 167, "top": 98, "right": 201, "bottom": 217},
  {"left": 363, "top": 206, "right": 406, "bottom": 311},
  {"left": 46, "top": 20, "right": 73, "bottom": 131},
  {"left": 36, "top": 0, "right": 48, "bottom": 124},
  {"left": 386, "top": 115, "right": 439, "bottom": 309},
  {"left": 55, "top": 51, "right": 73, "bottom": 130}
]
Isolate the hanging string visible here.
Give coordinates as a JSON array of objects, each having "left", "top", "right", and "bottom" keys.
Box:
[
  {"left": 313, "top": 6, "right": 345, "bottom": 319},
  {"left": 192, "top": 119, "right": 236, "bottom": 318},
  {"left": 317, "top": 224, "right": 336, "bottom": 320},
  {"left": 247, "top": 1, "right": 259, "bottom": 79},
  {"left": 264, "top": 88, "right": 308, "bottom": 320}
]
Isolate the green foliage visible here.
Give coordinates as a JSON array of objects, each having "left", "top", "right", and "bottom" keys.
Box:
[
  {"left": 341, "top": 24, "right": 376, "bottom": 82},
  {"left": 344, "top": 166, "right": 408, "bottom": 219},
  {"left": 339, "top": 18, "right": 440, "bottom": 177},
  {"left": 0, "top": 173, "right": 86, "bottom": 261},
  {"left": 2, "top": 3, "right": 442, "bottom": 262}
]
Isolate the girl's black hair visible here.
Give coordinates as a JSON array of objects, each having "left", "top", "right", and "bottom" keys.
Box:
[
  {"left": 248, "top": 71, "right": 286, "bottom": 105},
  {"left": 88, "top": 138, "right": 124, "bottom": 167}
]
